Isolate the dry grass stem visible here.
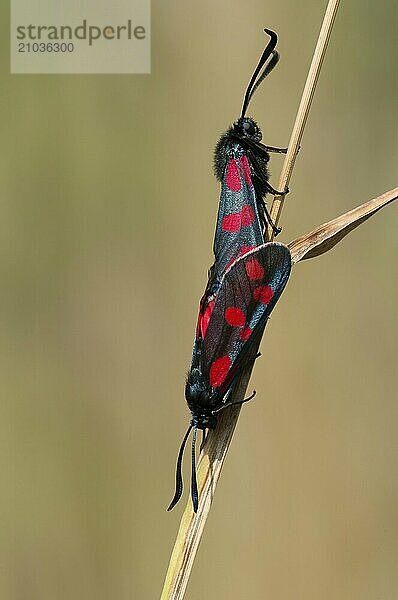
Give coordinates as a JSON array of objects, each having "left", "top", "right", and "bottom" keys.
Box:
[
  {"left": 267, "top": 0, "right": 341, "bottom": 240},
  {"left": 288, "top": 187, "right": 398, "bottom": 262}
]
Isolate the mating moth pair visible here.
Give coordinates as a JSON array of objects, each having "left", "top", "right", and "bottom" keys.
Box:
[{"left": 169, "top": 29, "right": 292, "bottom": 512}]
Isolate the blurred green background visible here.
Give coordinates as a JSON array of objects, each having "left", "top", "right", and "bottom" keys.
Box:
[{"left": 1, "top": 1, "right": 397, "bottom": 599}]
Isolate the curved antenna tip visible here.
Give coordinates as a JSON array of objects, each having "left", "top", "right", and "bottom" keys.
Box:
[
  {"left": 263, "top": 27, "right": 277, "bottom": 37},
  {"left": 167, "top": 424, "right": 193, "bottom": 512},
  {"left": 263, "top": 28, "right": 278, "bottom": 46},
  {"left": 240, "top": 28, "right": 279, "bottom": 119}
]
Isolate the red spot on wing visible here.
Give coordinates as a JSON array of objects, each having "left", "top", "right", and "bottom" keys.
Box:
[
  {"left": 253, "top": 285, "right": 274, "bottom": 304},
  {"left": 200, "top": 299, "right": 215, "bottom": 338},
  {"left": 222, "top": 212, "right": 241, "bottom": 233},
  {"left": 239, "top": 245, "right": 255, "bottom": 257},
  {"left": 241, "top": 204, "right": 255, "bottom": 227},
  {"left": 240, "top": 326, "right": 253, "bottom": 341},
  {"left": 245, "top": 258, "right": 264, "bottom": 280},
  {"left": 210, "top": 356, "right": 232, "bottom": 388},
  {"left": 225, "top": 307, "right": 246, "bottom": 327},
  {"left": 240, "top": 155, "right": 252, "bottom": 186},
  {"left": 222, "top": 206, "right": 254, "bottom": 233},
  {"left": 225, "top": 246, "right": 256, "bottom": 272},
  {"left": 225, "top": 159, "right": 241, "bottom": 191}
]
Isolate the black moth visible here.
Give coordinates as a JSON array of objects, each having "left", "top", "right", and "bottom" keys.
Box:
[{"left": 169, "top": 29, "right": 292, "bottom": 512}]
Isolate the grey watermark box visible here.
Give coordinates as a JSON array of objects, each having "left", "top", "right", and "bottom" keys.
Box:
[{"left": 11, "top": 0, "right": 150, "bottom": 74}]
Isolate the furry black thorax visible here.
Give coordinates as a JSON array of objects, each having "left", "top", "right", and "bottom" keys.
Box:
[{"left": 214, "top": 117, "right": 271, "bottom": 201}]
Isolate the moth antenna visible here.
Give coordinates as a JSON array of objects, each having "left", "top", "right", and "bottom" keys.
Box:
[
  {"left": 167, "top": 424, "right": 192, "bottom": 511},
  {"left": 241, "top": 28, "right": 279, "bottom": 119},
  {"left": 248, "top": 50, "right": 279, "bottom": 103},
  {"left": 191, "top": 425, "right": 199, "bottom": 513}
]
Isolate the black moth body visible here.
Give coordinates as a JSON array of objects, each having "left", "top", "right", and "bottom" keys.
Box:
[{"left": 169, "top": 28, "right": 292, "bottom": 513}]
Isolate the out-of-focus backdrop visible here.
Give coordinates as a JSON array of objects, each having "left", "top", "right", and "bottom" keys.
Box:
[{"left": 1, "top": 1, "right": 397, "bottom": 599}]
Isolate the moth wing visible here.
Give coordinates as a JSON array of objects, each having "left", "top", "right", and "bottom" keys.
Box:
[
  {"left": 213, "top": 152, "right": 265, "bottom": 280},
  {"left": 201, "top": 242, "right": 292, "bottom": 390}
]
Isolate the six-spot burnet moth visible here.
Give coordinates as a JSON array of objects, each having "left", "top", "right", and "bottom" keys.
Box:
[{"left": 168, "top": 28, "right": 292, "bottom": 513}]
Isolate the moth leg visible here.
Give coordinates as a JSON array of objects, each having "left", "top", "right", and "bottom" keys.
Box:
[
  {"left": 229, "top": 389, "right": 257, "bottom": 407},
  {"left": 263, "top": 202, "right": 282, "bottom": 236},
  {"left": 263, "top": 145, "right": 288, "bottom": 154},
  {"left": 265, "top": 182, "right": 290, "bottom": 196},
  {"left": 213, "top": 390, "right": 257, "bottom": 414}
]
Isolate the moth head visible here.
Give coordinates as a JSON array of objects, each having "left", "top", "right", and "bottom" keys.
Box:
[
  {"left": 192, "top": 412, "right": 217, "bottom": 430},
  {"left": 185, "top": 369, "right": 217, "bottom": 430},
  {"left": 233, "top": 117, "right": 263, "bottom": 142}
]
